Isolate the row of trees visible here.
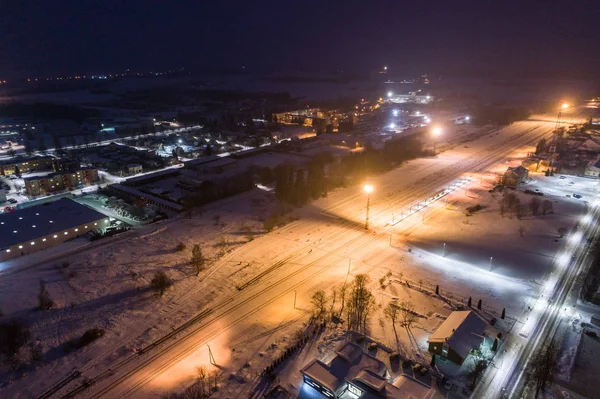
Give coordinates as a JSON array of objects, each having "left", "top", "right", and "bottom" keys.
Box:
[
  {"left": 500, "top": 192, "right": 553, "bottom": 219},
  {"left": 274, "top": 136, "right": 426, "bottom": 206},
  {"left": 309, "top": 274, "right": 376, "bottom": 332}
]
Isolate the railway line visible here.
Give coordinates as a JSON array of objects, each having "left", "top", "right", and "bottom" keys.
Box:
[{"left": 35, "top": 120, "right": 555, "bottom": 398}]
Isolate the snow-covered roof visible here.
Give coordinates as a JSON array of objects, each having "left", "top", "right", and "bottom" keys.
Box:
[
  {"left": 302, "top": 341, "right": 433, "bottom": 399},
  {"left": 506, "top": 165, "right": 528, "bottom": 176},
  {"left": 428, "top": 311, "right": 487, "bottom": 360},
  {"left": 0, "top": 198, "right": 107, "bottom": 250}
]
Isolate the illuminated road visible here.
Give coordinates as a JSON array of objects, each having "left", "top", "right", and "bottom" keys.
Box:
[
  {"left": 30, "top": 119, "right": 560, "bottom": 398},
  {"left": 472, "top": 200, "right": 599, "bottom": 398}
]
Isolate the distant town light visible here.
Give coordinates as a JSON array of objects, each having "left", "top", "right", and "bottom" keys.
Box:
[
  {"left": 389, "top": 123, "right": 396, "bottom": 129},
  {"left": 465, "top": 116, "right": 470, "bottom": 121},
  {"left": 53, "top": 235, "right": 57, "bottom": 238},
  {"left": 432, "top": 127, "right": 442, "bottom": 136},
  {"left": 387, "top": 91, "right": 393, "bottom": 98},
  {"left": 393, "top": 109, "right": 399, "bottom": 117}
]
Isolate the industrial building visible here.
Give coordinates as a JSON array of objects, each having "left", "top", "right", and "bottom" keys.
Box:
[{"left": 0, "top": 198, "right": 109, "bottom": 262}]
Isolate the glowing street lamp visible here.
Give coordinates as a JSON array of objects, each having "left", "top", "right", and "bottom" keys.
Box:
[
  {"left": 393, "top": 109, "right": 399, "bottom": 117},
  {"left": 432, "top": 127, "right": 442, "bottom": 152},
  {"left": 561, "top": 102, "right": 570, "bottom": 109},
  {"left": 364, "top": 184, "right": 374, "bottom": 230},
  {"left": 387, "top": 91, "right": 393, "bottom": 98}
]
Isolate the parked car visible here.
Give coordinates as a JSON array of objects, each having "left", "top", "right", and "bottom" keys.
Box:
[
  {"left": 559, "top": 176, "right": 566, "bottom": 179},
  {"left": 7, "top": 198, "right": 17, "bottom": 204},
  {"left": 573, "top": 194, "right": 582, "bottom": 199},
  {"left": 585, "top": 330, "right": 597, "bottom": 338}
]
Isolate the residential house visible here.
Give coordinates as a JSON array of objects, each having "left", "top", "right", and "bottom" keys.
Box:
[
  {"left": 503, "top": 166, "right": 529, "bottom": 187},
  {"left": 427, "top": 311, "right": 488, "bottom": 365},
  {"left": 301, "top": 341, "right": 434, "bottom": 399}
]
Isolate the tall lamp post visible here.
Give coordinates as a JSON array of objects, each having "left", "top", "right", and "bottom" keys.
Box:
[
  {"left": 432, "top": 127, "right": 442, "bottom": 153},
  {"left": 364, "top": 184, "right": 374, "bottom": 230},
  {"left": 556, "top": 102, "right": 569, "bottom": 130}
]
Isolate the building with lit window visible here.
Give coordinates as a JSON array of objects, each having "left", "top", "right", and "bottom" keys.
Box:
[
  {"left": 24, "top": 168, "right": 99, "bottom": 196},
  {"left": 0, "top": 198, "right": 109, "bottom": 262},
  {"left": 427, "top": 311, "right": 488, "bottom": 365},
  {"left": 0, "top": 155, "right": 55, "bottom": 176},
  {"left": 300, "top": 341, "right": 434, "bottom": 399}
]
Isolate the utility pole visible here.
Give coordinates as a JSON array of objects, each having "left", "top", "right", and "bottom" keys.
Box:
[
  {"left": 293, "top": 290, "right": 297, "bottom": 309},
  {"left": 443, "top": 243, "right": 446, "bottom": 257},
  {"left": 489, "top": 256, "right": 493, "bottom": 271},
  {"left": 207, "top": 344, "right": 216, "bottom": 365},
  {"left": 365, "top": 195, "right": 370, "bottom": 230}
]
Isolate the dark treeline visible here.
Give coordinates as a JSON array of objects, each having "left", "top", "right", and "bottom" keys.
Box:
[
  {"left": 272, "top": 136, "right": 427, "bottom": 206},
  {"left": 0, "top": 102, "right": 99, "bottom": 124},
  {"left": 470, "top": 106, "right": 531, "bottom": 126}
]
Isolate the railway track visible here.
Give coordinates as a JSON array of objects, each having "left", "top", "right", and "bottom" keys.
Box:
[{"left": 37, "top": 121, "right": 553, "bottom": 399}]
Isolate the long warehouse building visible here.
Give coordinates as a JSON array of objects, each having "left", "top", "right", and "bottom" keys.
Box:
[{"left": 0, "top": 198, "right": 109, "bottom": 262}]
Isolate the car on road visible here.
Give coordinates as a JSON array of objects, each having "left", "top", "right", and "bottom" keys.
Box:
[
  {"left": 585, "top": 330, "right": 597, "bottom": 338},
  {"left": 573, "top": 194, "right": 582, "bottom": 199},
  {"left": 7, "top": 198, "right": 17, "bottom": 204},
  {"left": 559, "top": 176, "right": 566, "bottom": 179}
]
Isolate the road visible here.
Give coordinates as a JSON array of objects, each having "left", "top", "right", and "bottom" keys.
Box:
[
  {"left": 34, "top": 119, "right": 558, "bottom": 398},
  {"left": 471, "top": 109, "right": 597, "bottom": 398}
]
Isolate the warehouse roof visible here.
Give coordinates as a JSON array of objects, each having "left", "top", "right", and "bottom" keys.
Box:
[{"left": 0, "top": 198, "right": 108, "bottom": 249}]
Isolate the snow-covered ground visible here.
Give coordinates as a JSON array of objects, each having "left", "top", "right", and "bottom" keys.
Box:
[{"left": 0, "top": 117, "right": 589, "bottom": 398}]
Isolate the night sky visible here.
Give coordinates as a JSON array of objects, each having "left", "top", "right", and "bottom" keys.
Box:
[{"left": 1, "top": 0, "right": 599, "bottom": 78}]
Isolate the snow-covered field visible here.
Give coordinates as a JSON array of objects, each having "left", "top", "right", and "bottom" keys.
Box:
[{"left": 0, "top": 117, "right": 591, "bottom": 398}]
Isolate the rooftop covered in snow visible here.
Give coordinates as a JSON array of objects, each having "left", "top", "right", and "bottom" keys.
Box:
[{"left": 0, "top": 198, "right": 108, "bottom": 249}]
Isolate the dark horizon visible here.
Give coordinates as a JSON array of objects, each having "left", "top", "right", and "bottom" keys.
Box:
[{"left": 1, "top": 1, "right": 599, "bottom": 80}]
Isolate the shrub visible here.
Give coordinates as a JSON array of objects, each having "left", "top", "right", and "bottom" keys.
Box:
[
  {"left": 175, "top": 242, "right": 186, "bottom": 252},
  {"left": 151, "top": 271, "right": 172, "bottom": 296},
  {"left": 70, "top": 328, "right": 105, "bottom": 349}
]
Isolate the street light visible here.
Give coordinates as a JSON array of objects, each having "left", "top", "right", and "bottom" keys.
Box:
[
  {"left": 387, "top": 91, "right": 393, "bottom": 98},
  {"left": 561, "top": 103, "right": 570, "bottom": 109},
  {"left": 432, "top": 127, "right": 442, "bottom": 152},
  {"left": 364, "top": 184, "right": 374, "bottom": 230}
]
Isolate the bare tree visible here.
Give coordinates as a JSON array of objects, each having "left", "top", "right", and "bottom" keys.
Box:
[
  {"left": 310, "top": 290, "right": 329, "bottom": 320},
  {"left": 530, "top": 197, "right": 541, "bottom": 216},
  {"left": 542, "top": 200, "right": 553, "bottom": 215},
  {"left": 191, "top": 244, "right": 206, "bottom": 275},
  {"left": 384, "top": 303, "right": 400, "bottom": 334},
  {"left": 337, "top": 282, "right": 348, "bottom": 317},
  {"left": 329, "top": 287, "right": 337, "bottom": 317},
  {"left": 468, "top": 358, "right": 488, "bottom": 390},
  {"left": 529, "top": 342, "right": 558, "bottom": 398},
  {"left": 345, "top": 274, "right": 376, "bottom": 332},
  {"left": 398, "top": 300, "right": 418, "bottom": 330}
]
